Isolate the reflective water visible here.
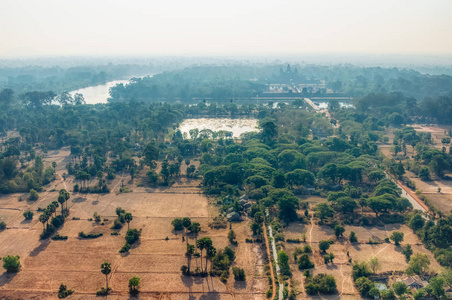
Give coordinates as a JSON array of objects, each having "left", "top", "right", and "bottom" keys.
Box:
[
  {"left": 178, "top": 118, "right": 259, "bottom": 138},
  {"left": 69, "top": 80, "right": 129, "bottom": 104}
]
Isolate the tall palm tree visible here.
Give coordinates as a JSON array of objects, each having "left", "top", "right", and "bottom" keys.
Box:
[
  {"left": 190, "top": 222, "right": 201, "bottom": 242},
  {"left": 101, "top": 262, "right": 112, "bottom": 292},
  {"left": 124, "top": 213, "right": 133, "bottom": 231},
  {"left": 58, "top": 194, "right": 65, "bottom": 215},
  {"left": 182, "top": 217, "right": 191, "bottom": 245},
  {"left": 196, "top": 239, "right": 205, "bottom": 273},
  {"left": 206, "top": 245, "right": 216, "bottom": 274},
  {"left": 186, "top": 244, "right": 195, "bottom": 274}
]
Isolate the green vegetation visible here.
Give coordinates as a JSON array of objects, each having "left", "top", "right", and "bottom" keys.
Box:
[{"left": 2, "top": 255, "right": 20, "bottom": 272}]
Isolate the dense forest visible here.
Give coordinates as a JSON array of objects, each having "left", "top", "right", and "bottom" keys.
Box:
[{"left": 109, "top": 64, "right": 452, "bottom": 102}]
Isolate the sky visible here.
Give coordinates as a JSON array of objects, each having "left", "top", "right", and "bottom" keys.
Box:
[{"left": 1, "top": 0, "right": 451, "bottom": 58}]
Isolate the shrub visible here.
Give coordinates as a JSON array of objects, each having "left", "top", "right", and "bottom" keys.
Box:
[
  {"left": 171, "top": 218, "right": 184, "bottom": 231},
  {"left": 0, "top": 221, "right": 6, "bottom": 230},
  {"left": 96, "top": 287, "right": 111, "bottom": 296},
  {"left": 349, "top": 231, "right": 357, "bottom": 243},
  {"left": 119, "top": 243, "right": 131, "bottom": 253},
  {"left": 303, "top": 244, "right": 312, "bottom": 253},
  {"left": 111, "top": 231, "right": 120, "bottom": 236},
  {"left": 232, "top": 267, "right": 246, "bottom": 281},
  {"left": 2, "top": 255, "right": 20, "bottom": 272},
  {"left": 93, "top": 212, "right": 101, "bottom": 223},
  {"left": 51, "top": 234, "right": 68, "bottom": 240},
  {"left": 305, "top": 273, "right": 337, "bottom": 295},
  {"left": 125, "top": 229, "right": 141, "bottom": 244},
  {"left": 78, "top": 232, "right": 103, "bottom": 239},
  {"left": 355, "top": 276, "right": 375, "bottom": 297},
  {"left": 111, "top": 219, "right": 123, "bottom": 230},
  {"left": 298, "top": 254, "right": 314, "bottom": 270},
  {"left": 286, "top": 238, "right": 301, "bottom": 243},
  {"left": 23, "top": 211, "right": 34, "bottom": 220},
  {"left": 29, "top": 189, "right": 39, "bottom": 201},
  {"left": 58, "top": 284, "right": 74, "bottom": 298}
]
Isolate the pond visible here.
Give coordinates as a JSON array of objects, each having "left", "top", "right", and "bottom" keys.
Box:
[{"left": 178, "top": 118, "right": 259, "bottom": 138}]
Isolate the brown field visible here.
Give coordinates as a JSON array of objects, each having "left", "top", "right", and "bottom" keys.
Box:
[
  {"left": 380, "top": 127, "right": 452, "bottom": 214},
  {"left": 0, "top": 150, "right": 267, "bottom": 299},
  {"left": 282, "top": 210, "right": 442, "bottom": 299}
]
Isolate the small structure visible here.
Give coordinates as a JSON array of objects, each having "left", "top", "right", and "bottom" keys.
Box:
[
  {"left": 399, "top": 275, "right": 428, "bottom": 289},
  {"left": 227, "top": 212, "right": 241, "bottom": 222}
]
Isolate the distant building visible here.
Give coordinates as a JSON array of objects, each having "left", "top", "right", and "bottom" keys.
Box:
[{"left": 398, "top": 275, "right": 428, "bottom": 289}]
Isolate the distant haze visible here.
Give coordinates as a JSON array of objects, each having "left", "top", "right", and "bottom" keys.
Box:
[{"left": 1, "top": 0, "right": 451, "bottom": 58}]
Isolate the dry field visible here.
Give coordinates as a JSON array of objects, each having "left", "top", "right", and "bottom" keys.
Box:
[
  {"left": 0, "top": 150, "right": 267, "bottom": 299},
  {"left": 282, "top": 208, "right": 442, "bottom": 300},
  {"left": 379, "top": 127, "right": 452, "bottom": 214}
]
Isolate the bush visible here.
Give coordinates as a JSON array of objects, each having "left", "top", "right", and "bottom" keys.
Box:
[
  {"left": 29, "top": 189, "right": 39, "bottom": 201},
  {"left": 286, "top": 238, "right": 301, "bottom": 243},
  {"left": 128, "top": 276, "right": 140, "bottom": 295},
  {"left": 78, "top": 232, "right": 103, "bottom": 239},
  {"left": 125, "top": 229, "right": 141, "bottom": 244},
  {"left": 58, "top": 284, "right": 74, "bottom": 298},
  {"left": 96, "top": 287, "right": 111, "bottom": 296},
  {"left": 119, "top": 243, "right": 131, "bottom": 253},
  {"left": 305, "top": 273, "right": 337, "bottom": 295},
  {"left": 0, "top": 221, "right": 6, "bottom": 230},
  {"left": 319, "top": 240, "right": 331, "bottom": 252},
  {"left": 349, "top": 231, "right": 357, "bottom": 243},
  {"left": 111, "top": 219, "right": 123, "bottom": 230},
  {"left": 51, "top": 234, "right": 68, "bottom": 240},
  {"left": 232, "top": 267, "right": 246, "bottom": 281},
  {"left": 23, "top": 211, "right": 34, "bottom": 220},
  {"left": 2, "top": 255, "right": 20, "bottom": 272},
  {"left": 111, "top": 231, "right": 120, "bottom": 236},
  {"left": 171, "top": 218, "right": 184, "bottom": 231},
  {"left": 298, "top": 254, "right": 314, "bottom": 270}
]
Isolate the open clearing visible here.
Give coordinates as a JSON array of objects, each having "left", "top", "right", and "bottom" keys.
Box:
[
  {"left": 0, "top": 150, "right": 267, "bottom": 299},
  {"left": 282, "top": 209, "right": 442, "bottom": 299}
]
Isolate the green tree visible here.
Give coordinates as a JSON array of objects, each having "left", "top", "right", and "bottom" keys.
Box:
[
  {"left": 392, "top": 281, "right": 408, "bottom": 297},
  {"left": 428, "top": 277, "right": 445, "bottom": 299},
  {"left": 2, "top": 255, "right": 20, "bottom": 272},
  {"left": 101, "top": 262, "right": 112, "bottom": 293},
  {"left": 128, "top": 276, "right": 140, "bottom": 295},
  {"left": 298, "top": 253, "right": 314, "bottom": 270},
  {"left": 182, "top": 217, "right": 191, "bottom": 244},
  {"left": 319, "top": 240, "right": 331, "bottom": 253},
  {"left": 349, "top": 231, "right": 358, "bottom": 243},
  {"left": 228, "top": 229, "right": 236, "bottom": 244},
  {"left": 171, "top": 218, "right": 184, "bottom": 231},
  {"left": 189, "top": 222, "right": 201, "bottom": 241},
  {"left": 407, "top": 253, "right": 430, "bottom": 275},
  {"left": 29, "top": 189, "right": 39, "bottom": 201},
  {"left": 369, "top": 257, "right": 380, "bottom": 274},
  {"left": 390, "top": 231, "right": 404, "bottom": 245},
  {"left": 124, "top": 213, "right": 133, "bottom": 230},
  {"left": 23, "top": 211, "right": 34, "bottom": 220},
  {"left": 334, "top": 225, "right": 345, "bottom": 238},
  {"left": 402, "top": 244, "right": 413, "bottom": 261},
  {"left": 314, "top": 203, "right": 334, "bottom": 221}
]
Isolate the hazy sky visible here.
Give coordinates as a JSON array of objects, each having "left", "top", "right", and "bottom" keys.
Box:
[{"left": 1, "top": 0, "right": 451, "bottom": 58}]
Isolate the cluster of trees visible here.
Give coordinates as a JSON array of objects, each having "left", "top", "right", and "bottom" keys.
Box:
[{"left": 38, "top": 189, "right": 70, "bottom": 239}]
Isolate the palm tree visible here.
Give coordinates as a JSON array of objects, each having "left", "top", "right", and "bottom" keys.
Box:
[
  {"left": 197, "top": 237, "right": 212, "bottom": 274},
  {"left": 39, "top": 214, "right": 47, "bottom": 229},
  {"left": 190, "top": 222, "right": 201, "bottom": 242},
  {"left": 51, "top": 201, "right": 59, "bottom": 217},
  {"left": 124, "top": 213, "right": 133, "bottom": 231},
  {"left": 58, "top": 194, "right": 65, "bottom": 215},
  {"left": 196, "top": 239, "right": 205, "bottom": 273},
  {"left": 101, "top": 262, "right": 112, "bottom": 293},
  {"left": 182, "top": 217, "right": 191, "bottom": 245},
  {"left": 206, "top": 245, "right": 216, "bottom": 274},
  {"left": 202, "top": 238, "right": 213, "bottom": 274},
  {"left": 186, "top": 244, "right": 195, "bottom": 274}
]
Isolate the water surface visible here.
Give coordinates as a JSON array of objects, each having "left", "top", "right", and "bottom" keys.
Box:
[{"left": 179, "top": 118, "right": 259, "bottom": 138}]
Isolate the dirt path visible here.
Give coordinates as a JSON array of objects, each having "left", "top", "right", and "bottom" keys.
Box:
[{"left": 262, "top": 221, "right": 276, "bottom": 299}]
